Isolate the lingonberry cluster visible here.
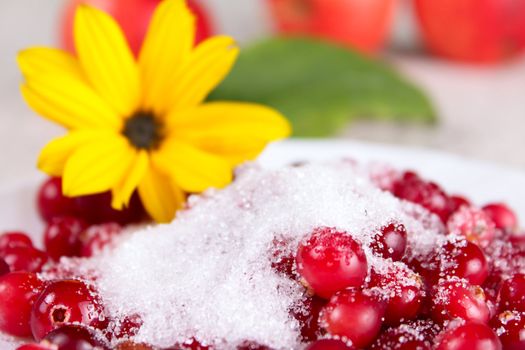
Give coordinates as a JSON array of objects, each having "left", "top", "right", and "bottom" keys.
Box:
[{"left": 0, "top": 170, "right": 523, "bottom": 349}]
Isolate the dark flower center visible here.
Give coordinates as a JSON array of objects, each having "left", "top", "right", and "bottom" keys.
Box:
[{"left": 123, "top": 111, "right": 163, "bottom": 150}]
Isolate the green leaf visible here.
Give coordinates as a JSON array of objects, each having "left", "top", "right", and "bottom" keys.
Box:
[{"left": 208, "top": 38, "right": 436, "bottom": 137}]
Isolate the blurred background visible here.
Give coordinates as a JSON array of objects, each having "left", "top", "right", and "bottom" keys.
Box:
[{"left": 1, "top": 0, "right": 525, "bottom": 187}]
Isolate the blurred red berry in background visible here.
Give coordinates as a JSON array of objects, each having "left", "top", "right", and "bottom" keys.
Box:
[
  {"left": 267, "top": 0, "right": 397, "bottom": 54},
  {"left": 415, "top": 0, "right": 525, "bottom": 63},
  {"left": 60, "top": 0, "right": 213, "bottom": 56}
]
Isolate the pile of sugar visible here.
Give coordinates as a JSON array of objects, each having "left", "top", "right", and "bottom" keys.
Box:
[{"left": 53, "top": 161, "right": 447, "bottom": 349}]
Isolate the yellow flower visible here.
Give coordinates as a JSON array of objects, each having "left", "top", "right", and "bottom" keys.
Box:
[{"left": 17, "top": 0, "right": 290, "bottom": 223}]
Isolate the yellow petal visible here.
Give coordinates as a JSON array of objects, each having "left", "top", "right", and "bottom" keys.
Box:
[
  {"left": 17, "top": 47, "right": 83, "bottom": 79},
  {"left": 166, "top": 36, "right": 239, "bottom": 113},
  {"left": 38, "top": 129, "right": 116, "bottom": 176},
  {"left": 63, "top": 134, "right": 134, "bottom": 197},
  {"left": 139, "top": 0, "right": 195, "bottom": 115},
  {"left": 21, "top": 74, "right": 122, "bottom": 130},
  {"left": 138, "top": 166, "right": 185, "bottom": 223},
  {"left": 74, "top": 5, "right": 140, "bottom": 117},
  {"left": 152, "top": 139, "right": 232, "bottom": 193},
  {"left": 168, "top": 102, "right": 291, "bottom": 165},
  {"left": 112, "top": 150, "right": 149, "bottom": 210}
]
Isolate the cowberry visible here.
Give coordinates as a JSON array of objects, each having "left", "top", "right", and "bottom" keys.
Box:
[
  {"left": 42, "top": 324, "right": 109, "bottom": 350},
  {"left": 439, "top": 239, "right": 488, "bottom": 285},
  {"left": 430, "top": 278, "right": 489, "bottom": 324},
  {"left": 491, "top": 310, "right": 525, "bottom": 350},
  {"left": 435, "top": 322, "right": 501, "bottom": 350},
  {"left": 447, "top": 206, "right": 496, "bottom": 247},
  {"left": 306, "top": 339, "right": 355, "bottom": 350},
  {"left": 370, "top": 223, "right": 407, "bottom": 261},
  {"left": 44, "top": 216, "right": 87, "bottom": 261},
  {"left": 0, "top": 272, "right": 44, "bottom": 337},
  {"left": 320, "top": 289, "right": 385, "bottom": 348},
  {"left": 0, "top": 257, "right": 9, "bottom": 276},
  {"left": 290, "top": 295, "right": 325, "bottom": 341},
  {"left": 483, "top": 203, "right": 518, "bottom": 231},
  {"left": 37, "top": 177, "right": 76, "bottom": 223},
  {"left": 31, "top": 279, "right": 107, "bottom": 341},
  {"left": 0, "top": 231, "right": 33, "bottom": 254},
  {"left": 498, "top": 274, "right": 525, "bottom": 312},
  {"left": 2, "top": 246, "right": 48, "bottom": 273},
  {"left": 296, "top": 227, "right": 368, "bottom": 298},
  {"left": 74, "top": 191, "right": 146, "bottom": 225},
  {"left": 81, "top": 223, "right": 123, "bottom": 257}
]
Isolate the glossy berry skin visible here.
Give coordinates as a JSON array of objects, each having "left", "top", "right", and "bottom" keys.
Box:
[
  {"left": 368, "top": 267, "right": 424, "bottom": 326},
  {"left": 44, "top": 216, "right": 88, "bottom": 261},
  {"left": 16, "top": 345, "right": 53, "bottom": 350},
  {"left": 370, "top": 323, "right": 433, "bottom": 350},
  {"left": 42, "top": 324, "right": 109, "bottom": 350},
  {"left": 296, "top": 227, "right": 368, "bottom": 298},
  {"left": 392, "top": 172, "right": 453, "bottom": 223},
  {"left": 0, "top": 272, "right": 44, "bottom": 337},
  {"left": 0, "top": 257, "right": 10, "bottom": 276},
  {"left": 491, "top": 310, "right": 525, "bottom": 350},
  {"left": 81, "top": 223, "right": 123, "bottom": 257},
  {"left": 321, "top": 289, "right": 386, "bottom": 348},
  {"left": 483, "top": 203, "right": 518, "bottom": 231},
  {"left": 430, "top": 278, "right": 490, "bottom": 325},
  {"left": 61, "top": 0, "right": 213, "bottom": 57},
  {"left": 74, "top": 191, "right": 146, "bottom": 225},
  {"left": 498, "top": 274, "right": 525, "bottom": 312},
  {"left": 0, "top": 232, "right": 33, "bottom": 254},
  {"left": 290, "top": 295, "right": 325, "bottom": 341},
  {"left": 415, "top": 0, "right": 525, "bottom": 64},
  {"left": 449, "top": 195, "right": 471, "bottom": 213},
  {"left": 268, "top": 0, "right": 397, "bottom": 53},
  {"left": 447, "top": 206, "right": 496, "bottom": 248},
  {"left": 440, "top": 240, "right": 488, "bottom": 286},
  {"left": 2, "top": 246, "right": 49, "bottom": 273},
  {"left": 370, "top": 223, "right": 407, "bottom": 261},
  {"left": 306, "top": 339, "right": 355, "bottom": 350},
  {"left": 37, "top": 177, "right": 76, "bottom": 223},
  {"left": 436, "top": 321, "right": 501, "bottom": 350},
  {"left": 31, "top": 279, "right": 107, "bottom": 341}
]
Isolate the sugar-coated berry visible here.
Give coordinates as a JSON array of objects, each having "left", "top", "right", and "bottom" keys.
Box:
[
  {"left": 2, "top": 246, "right": 48, "bottom": 273},
  {"left": 498, "top": 274, "right": 525, "bottom": 312},
  {"left": 0, "top": 257, "right": 9, "bottom": 276},
  {"left": 430, "top": 278, "right": 489, "bottom": 325},
  {"left": 440, "top": 239, "right": 488, "bottom": 286},
  {"left": 449, "top": 195, "right": 471, "bottom": 213},
  {"left": 37, "top": 177, "right": 77, "bottom": 223},
  {"left": 44, "top": 216, "right": 87, "bottom": 261},
  {"left": 435, "top": 322, "right": 501, "bottom": 350},
  {"left": 42, "top": 324, "right": 109, "bottom": 350},
  {"left": 81, "top": 223, "right": 123, "bottom": 257},
  {"left": 306, "top": 339, "right": 355, "bottom": 350},
  {"left": 0, "top": 272, "right": 44, "bottom": 337},
  {"left": 0, "top": 231, "right": 33, "bottom": 254},
  {"left": 115, "top": 342, "right": 154, "bottom": 350},
  {"left": 290, "top": 295, "right": 325, "bottom": 341},
  {"left": 31, "top": 279, "right": 107, "bottom": 341},
  {"left": 491, "top": 310, "right": 525, "bottom": 350},
  {"left": 296, "top": 227, "right": 368, "bottom": 299},
  {"left": 321, "top": 289, "right": 385, "bottom": 348},
  {"left": 369, "top": 320, "right": 439, "bottom": 350},
  {"left": 392, "top": 171, "right": 453, "bottom": 223},
  {"left": 482, "top": 203, "right": 518, "bottom": 231},
  {"left": 447, "top": 206, "right": 496, "bottom": 248},
  {"left": 370, "top": 223, "right": 407, "bottom": 261}
]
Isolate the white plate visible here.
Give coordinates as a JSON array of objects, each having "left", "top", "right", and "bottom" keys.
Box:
[{"left": 1, "top": 139, "right": 525, "bottom": 348}]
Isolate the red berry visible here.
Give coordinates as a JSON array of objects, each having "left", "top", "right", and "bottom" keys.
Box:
[
  {"left": 110, "top": 314, "right": 143, "bottom": 340},
  {"left": 306, "top": 339, "right": 355, "bottom": 350},
  {"left": 370, "top": 320, "right": 438, "bottom": 350},
  {"left": 370, "top": 223, "right": 407, "bottom": 261},
  {"left": 449, "top": 195, "right": 471, "bottom": 213},
  {"left": 115, "top": 342, "right": 154, "bottom": 350},
  {"left": 0, "top": 231, "right": 33, "bottom": 254},
  {"left": 491, "top": 310, "right": 525, "bottom": 350},
  {"left": 320, "top": 289, "right": 385, "bottom": 348},
  {"left": 269, "top": 237, "right": 296, "bottom": 279},
  {"left": 31, "top": 279, "right": 107, "bottom": 341},
  {"left": 16, "top": 345, "right": 53, "bottom": 350},
  {"left": 290, "top": 295, "right": 325, "bottom": 341},
  {"left": 367, "top": 266, "right": 424, "bottom": 326},
  {"left": 42, "top": 324, "right": 109, "bottom": 350},
  {"left": 430, "top": 278, "right": 490, "bottom": 325},
  {"left": 447, "top": 206, "right": 496, "bottom": 248},
  {"left": 2, "top": 246, "right": 48, "bottom": 273},
  {"left": 37, "top": 177, "right": 77, "bottom": 223},
  {"left": 0, "top": 257, "right": 9, "bottom": 276},
  {"left": 81, "top": 223, "right": 123, "bottom": 257},
  {"left": 436, "top": 322, "right": 501, "bottom": 350},
  {"left": 498, "top": 274, "right": 525, "bottom": 312},
  {"left": 440, "top": 239, "right": 488, "bottom": 286},
  {"left": 44, "top": 216, "right": 87, "bottom": 261},
  {"left": 74, "top": 191, "right": 146, "bottom": 225},
  {"left": 392, "top": 171, "right": 453, "bottom": 223},
  {"left": 0, "top": 272, "right": 44, "bottom": 337},
  {"left": 483, "top": 203, "right": 518, "bottom": 232},
  {"left": 296, "top": 227, "right": 368, "bottom": 298}
]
